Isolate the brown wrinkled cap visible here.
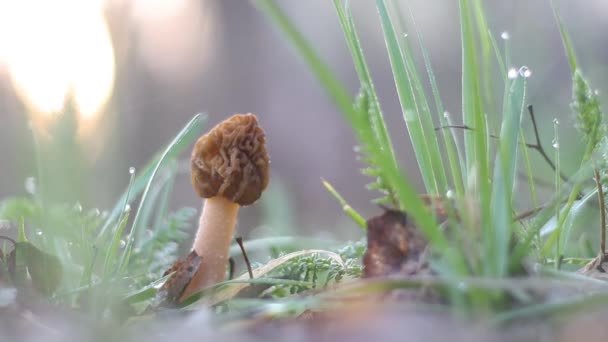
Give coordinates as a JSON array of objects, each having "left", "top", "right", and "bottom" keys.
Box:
[{"left": 191, "top": 113, "right": 270, "bottom": 205}]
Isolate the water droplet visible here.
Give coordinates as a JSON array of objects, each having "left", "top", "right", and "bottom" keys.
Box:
[
  {"left": 129, "top": 167, "right": 136, "bottom": 175},
  {"left": 553, "top": 118, "right": 560, "bottom": 125},
  {"left": 89, "top": 208, "right": 101, "bottom": 217},
  {"left": 457, "top": 281, "right": 468, "bottom": 291},
  {"left": 519, "top": 66, "right": 532, "bottom": 78},
  {"left": 500, "top": 31, "right": 510, "bottom": 40},
  {"left": 403, "top": 33, "right": 409, "bottom": 38},
  {"left": 443, "top": 111, "right": 451, "bottom": 119},
  {"left": 25, "top": 177, "right": 36, "bottom": 195},
  {"left": 507, "top": 68, "right": 518, "bottom": 79},
  {"left": 68, "top": 241, "right": 74, "bottom": 246},
  {"left": 552, "top": 139, "right": 560, "bottom": 149},
  {"left": 119, "top": 240, "right": 126, "bottom": 248},
  {"left": 36, "top": 230, "right": 43, "bottom": 236},
  {"left": 73, "top": 202, "right": 83, "bottom": 213},
  {"left": 124, "top": 204, "right": 131, "bottom": 213},
  {"left": 594, "top": 89, "right": 600, "bottom": 96},
  {"left": 446, "top": 189, "right": 455, "bottom": 199}
]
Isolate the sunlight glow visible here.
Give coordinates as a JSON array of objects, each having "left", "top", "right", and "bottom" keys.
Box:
[{"left": 0, "top": 0, "right": 115, "bottom": 119}]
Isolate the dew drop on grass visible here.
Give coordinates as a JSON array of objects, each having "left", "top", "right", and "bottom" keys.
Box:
[
  {"left": 519, "top": 66, "right": 532, "bottom": 78},
  {"left": 119, "top": 240, "right": 126, "bottom": 248},
  {"left": 443, "top": 111, "right": 451, "bottom": 119},
  {"left": 552, "top": 139, "right": 560, "bottom": 149},
  {"left": 500, "top": 31, "right": 510, "bottom": 40},
  {"left": 507, "top": 68, "right": 518, "bottom": 79},
  {"left": 73, "top": 202, "right": 83, "bottom": 213},
  {"left": 403, "top": 33, "right": 408, "bottom": 38},
  {"left": 553, "top": 118, "right": 560, "bottom": 125},
  {"left": 129, "top": 167, "right": 136, "bottom": 175},
  {"left": 25, "top": 177, "right": 36, "bottom": 194},
  {"left": 36, "top": 230, "right": 43, "bottom": 236},
  {"left": 457, "top": 281, "right": 468, "bottom": 291},
  {"left": 446, "top": 189, "right": 455, "bottom": 199},
  {"left": 124, "top": 204, "right": 131, "bottom": 213}
]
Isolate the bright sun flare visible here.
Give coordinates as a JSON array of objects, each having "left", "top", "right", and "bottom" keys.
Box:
[{"left": 0, "top": 0, "right": 115, "bottom": 119}]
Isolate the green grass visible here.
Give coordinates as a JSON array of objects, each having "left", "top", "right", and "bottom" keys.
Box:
[{"left": 255, "top": 0, "right": 608, "bottom": 318}]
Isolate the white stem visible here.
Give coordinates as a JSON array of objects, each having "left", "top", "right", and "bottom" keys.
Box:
[{"left": 180, "top": 196, "right": 239, "bottom": 301}]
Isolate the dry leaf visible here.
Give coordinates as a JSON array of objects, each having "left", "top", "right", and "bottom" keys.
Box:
[
  {"left": 155, "top": 250, "right": 202, "bottom": 308},
  {"left": 363, "top": 208, "right": 428, "bottom": 278}
]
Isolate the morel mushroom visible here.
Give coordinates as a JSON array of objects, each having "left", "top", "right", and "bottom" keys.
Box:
[{"left": 180, "top": 113, "right": 270, "bottom": 301}]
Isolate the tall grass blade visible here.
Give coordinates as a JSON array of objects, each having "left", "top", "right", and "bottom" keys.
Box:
[
  {"left": 117, "top": 113, "right": 207, "bottom": 273},
  {"left": 375, "top": 0, "right": 446, "bottom": 195},
  {"left": 550, "top": 0, "right": 577, "bottom": 73},
  {"left": 489, "top": 74, "right": 526, "bottom": 276}
]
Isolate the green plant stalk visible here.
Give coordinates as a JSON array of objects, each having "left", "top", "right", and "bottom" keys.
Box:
[
  {"left": 322, "top": 179, "right": 366, "bottom": 229},
  {"left": 488, "top": 75, "right": 526, "bottom": 277},
  {"left": 333, "top": 1, "right": 399, "bottom": 205},
  {"left": 117, "top": 114, "right": 206, "bottom": 273},
  {"left": 333, "top": 1, "right": 398, "bottom": 170},
  {"left": 459, "top": 0, "right": 492, "bottom": 282},
  {"left": 550, "top": 0, "right": 577, "bottom": 73},
  {"left": 387, "top": 0, "right": 449, "bottom": 195},
  {"left": 375, "top": 0, "right": 445, "bottom": 195},
  {"left": 520, "top": 133, "right": 539, "bottom": 208},
  {"left": 471, "top": 0, "right": 495, "bottom": 121},
  {"left": 542, "top": 141, "right": 595, "bottom": 261}
]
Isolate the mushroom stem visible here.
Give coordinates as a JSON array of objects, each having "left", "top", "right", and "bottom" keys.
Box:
[{"left": 180, "top": 196, "right": 239, "bottom": 301}]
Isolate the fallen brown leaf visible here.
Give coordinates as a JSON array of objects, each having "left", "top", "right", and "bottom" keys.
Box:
[{"left": 363, "top": 208, "right": 428, "bottom": 278}]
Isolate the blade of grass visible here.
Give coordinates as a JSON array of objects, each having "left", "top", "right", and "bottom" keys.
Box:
[
  {"left": 117, "top": 114, "right": 207, "bottom": 273},
  {"left": 376, "top": 0, "right": 446, "bottom": 195},
  {"left": 96, "top": 115, "right": 206, "bottom": 241},
  {"left": 459, "top": 3, "right": 492, "bottom": 275},
  {"left": 333, "top": 0, "right": 399, "bottom": 179},
  {"left": 321, "top": 178, "right": 366, "bottom": 229},
  {"left": 550, "top": 0, "right": 577, "bottom": 73},
  {"left": 489, "top": 73, "right": 526, "bottom": 277},
  {"left": 399, "top": 1, "right": 465, "bottom": 195}
]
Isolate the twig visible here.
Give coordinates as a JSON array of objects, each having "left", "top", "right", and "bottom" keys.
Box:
[
  {"left": 236, "top": 237, "right": 253, "bottom": 279},
  {"left": 434, "top": 105, "right": 569, "bottom": 182},
  {"left": 594, "top": 168, "right": 606, "bottom": 257},
  {"left": 526, "top": 105, "right": 569, "bottom": 182},
  {"left": 513, "top": 206, "right": 545, "bottom": 221}
]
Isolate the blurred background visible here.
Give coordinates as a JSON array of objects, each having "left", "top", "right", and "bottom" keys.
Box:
[{"left": 0, "top": 0, "right": 606, "bottom": 238}]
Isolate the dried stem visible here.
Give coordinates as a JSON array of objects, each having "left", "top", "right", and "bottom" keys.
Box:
[
  {"left": 435, "top": 105, "right": 569, "bottom": 182},
  {"left": 236, "top": 236, "right": 253, "bottom": 279}
]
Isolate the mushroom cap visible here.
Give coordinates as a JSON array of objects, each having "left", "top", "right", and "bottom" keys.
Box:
[{"left": 191, "top": 113, "right": 270, "bottom": 205}]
